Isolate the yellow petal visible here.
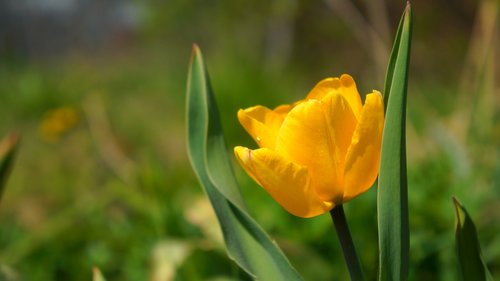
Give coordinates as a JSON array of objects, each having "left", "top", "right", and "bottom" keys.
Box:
[
  {"left": 306, "top": 77, "right": 341, "bottom": 100},
  {"left": 237, "top": 106, "right": 285, "bottom": 149},
  {"left": 305, "top": 74, "right": 363, "bottom": 120},
  {"left": 338, "top": 74, "right": 363, "bottom": 119},
  {"left": 275, "top": 94, "right": 357, "bottom": 202},
  {"left": 343, "top": 91, "right": 384, "bottom": 202},
  {"left": 321, "top": 92, "right": 358, "bottom": 165},
  {"left": 273, "top": 104, "right": 293, "bottom": 117},
  {"left": 273, "top": 99, "right": 305, "bottom": 118},
  {"left": 234, "top": 146, "right": 332, "bottom": 217}
]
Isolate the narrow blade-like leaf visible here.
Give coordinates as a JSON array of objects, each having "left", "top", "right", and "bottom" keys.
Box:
[
  {"left": 453, "top": 197, "right": 493, "bottom": 281},
  {"left": 377, "top": 3, "right": 412, "bottom": 281},
  {"left": 186, "top": 45, "right": 303, "bottom": 280},
  {"left": 0, "top": 132, "right": 20, "bottom": 204}
]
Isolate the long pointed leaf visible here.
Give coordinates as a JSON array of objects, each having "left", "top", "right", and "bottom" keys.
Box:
[
  {"left": 453, "top": 197, "right": 493, "bottom": 281},
  {"left": 0, "top": 133, "right": 20, "bottom": 204},
  {"left": 186, "top": 45, "right": 303, "bottom": 280},
  {"left": 377, "top": 3, "right": 412, "bottom": 281},
  {"left": 382, "top": 5, "right": 404, "bottom": 113}
]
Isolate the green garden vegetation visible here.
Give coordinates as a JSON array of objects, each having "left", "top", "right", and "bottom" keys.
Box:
[{"left": 0, "top": 1, "right": 498, "bottom": 280}]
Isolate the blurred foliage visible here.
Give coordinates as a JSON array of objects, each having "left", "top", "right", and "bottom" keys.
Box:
[{"left": 0, "top": 0, "right": 498, "bottom": 280}]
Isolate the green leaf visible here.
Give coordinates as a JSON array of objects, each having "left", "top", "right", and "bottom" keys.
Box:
[
  {"left": 377, "top": 3, "right": 412, "bottom": 281},
  {"left": 453, "top": 197, "right": 494, "bottom": 281},
  {"left": 0, "top": 133, "right": 20, "bottom": 205},
  {"left": 186, "top": 44, "right": 303, "bottom": 280}
]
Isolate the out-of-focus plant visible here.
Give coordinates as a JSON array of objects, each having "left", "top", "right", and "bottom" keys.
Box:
[
  {"left": 92, "top": 267, "right": 107, "bottom": 281},
  {"left": 0, "top": 132, "right": 20, "bottom": 205},
  {"left": 0, "top": 133, "right": 20, "bottom": 281},
  {"left": 39, "top": 106, "right": 79, "bottom": 143}
]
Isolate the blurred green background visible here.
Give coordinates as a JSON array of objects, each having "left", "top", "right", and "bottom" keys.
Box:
[{"left": 0, "top": 0, "right": 498, "bottom": 280}]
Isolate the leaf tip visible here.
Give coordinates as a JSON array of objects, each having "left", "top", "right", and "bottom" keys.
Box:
[
  {"left": 189, "top": 44, "right": 206, "bottom": 73},
  {"left": 452, "top": 196, "right": 465, "bottom": 228},
  {"left": 404, "top": 1, "right": 412, "bottom": 22},
  {"left": 191, "top": 43, "right": 202, "bottom": 60},
  {"left": 0, "top": 132, "right": 20, "bottom": 157}
]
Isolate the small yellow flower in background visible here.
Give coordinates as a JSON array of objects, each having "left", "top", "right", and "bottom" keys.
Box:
[
  {"left": 234, "top": 74, "right": 384, "bottom": 218},
  {"left": 39, "top": 106, "right": 79, "bottom": 143}
]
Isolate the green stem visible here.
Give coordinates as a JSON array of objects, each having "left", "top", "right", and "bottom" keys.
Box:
[{"left": 330, "top": 204, "right": 364, "bottom": 281}]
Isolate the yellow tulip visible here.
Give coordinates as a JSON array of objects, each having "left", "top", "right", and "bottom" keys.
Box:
[{"left": 234, "top": 74, "right": 384, "bottom": 218}]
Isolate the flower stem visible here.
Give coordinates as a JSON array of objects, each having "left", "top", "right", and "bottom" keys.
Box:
[{"left": 330, "top": 204, "right": 364, "bottom": 281}]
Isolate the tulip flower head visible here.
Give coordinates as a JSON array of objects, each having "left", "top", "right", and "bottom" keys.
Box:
[{"left": 234, "top": 74, "right": 384, "bottom": 218}]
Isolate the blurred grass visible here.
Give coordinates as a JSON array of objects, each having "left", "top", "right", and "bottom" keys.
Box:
[{"left": 0, "top": 1, "right": 498, "bottom": 280}]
